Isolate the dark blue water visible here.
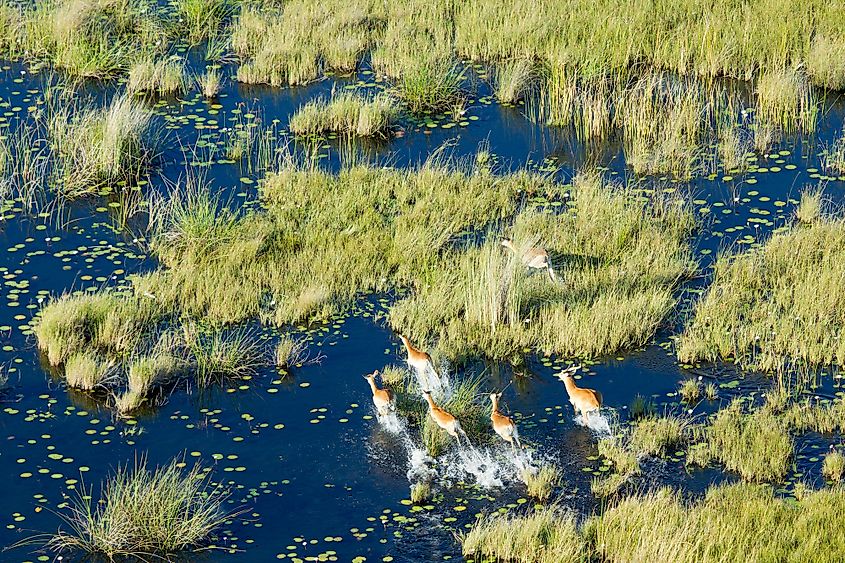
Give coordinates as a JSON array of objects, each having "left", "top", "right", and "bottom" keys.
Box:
[{"left": 0, "top": 57, "right": 844, "bottom": 562}]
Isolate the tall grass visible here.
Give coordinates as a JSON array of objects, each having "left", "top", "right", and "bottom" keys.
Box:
[
  {"left": 822, "top": 131, "right": 845, "bottom": 176},
  {"left": 289, "top": 92, "right": 401, "bottom": 137},
  {"left": 492, "top": 59, "right": 536, "bottom": 103},
  {"left": 47, "top": 458, "right": 229, "bottom": 559},
  {"left": 679, "top": 197, "right": 845, "bottom": 372},
  {"left": 174, "top": 0, "right": 234, "bottom": 44},
  {"left": 183, "top": 324, "right": 265, "bottom": 387},
  {"left": 127, "top": 56, "right": 187, "bottom": 95},
  {"left": 521, "top": 465, "right": 560, "bottom": 502},
  {"left": 49, "top": 95, "right": 157, "bottom": 198},
  {"left": 755, "top": 67, "right": 817, "bottom": 133}
]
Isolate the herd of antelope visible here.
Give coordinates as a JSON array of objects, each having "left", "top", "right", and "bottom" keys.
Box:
[{"left": 362, "top": 239, "right": 603, "bottom": 451}]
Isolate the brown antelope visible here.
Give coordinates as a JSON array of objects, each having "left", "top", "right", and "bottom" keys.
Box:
[
  {"left": 363, "top": 370, "right": 395, "bottom": 416},
  {"left": 489, "top": 392, "right": 522, "bottom": 450},
  {"left": 558, "top": 365, "right": 602, "bottom": 421},
  {"left": 422, "top": 390, "right": 468, "bottom": 444},
  {"left": 398, "top": 335, "right": 439, "bottom": 388},
  {"left": 501, "top": 239, "right": 557, "bottom": 282}
]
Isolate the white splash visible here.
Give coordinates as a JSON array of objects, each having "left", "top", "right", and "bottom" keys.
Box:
[{"left": 575, "top": 409, "right": 612, "bottom": 437}]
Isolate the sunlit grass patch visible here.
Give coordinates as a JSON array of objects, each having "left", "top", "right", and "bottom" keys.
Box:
[
  {"left": 64, "top": 352, "right": 111, "bottom": 390},
  {"left": 629, "top": 415, "right": 689, "bottom": 456},
  {"left": 462, "top": 506, "right": 584, "bottom": 563},
  {"left": 585, "top": 482, "right": 845, "bottom": 562},
  {"left": 521, "top": 465, "right": 560, "bottom": 502},
  {"left": 677, "top": 378, "right": 701, "bottom": 404},
  {"left": 174, "top": 0, "right": 234, "bottom": 44},
  {"left": 823, "top": 451, "right": 845, "bottom": 482},
  {"left": 822, "top": 131, "right": 845, "bottom": 176},
  {"left": 197, "top": 68, "right": 223, "bottom": 98},
  {"left": 755, "top": 67, "right": 817, "bottom": 133},
  {"left": 679, "top": 197, "right": 845, "bottom": 372},
  {"left": 183, "top": 324, "right": 265, "bottom": 387},
  {"left": 127, "top": 56, "right": 187, "bottom": 95},
  {"left": 419, "top": 375, "right": 488, "bottom": 456},
  {"left": 49, "top": 94, "right": 158, "bottom": 198},
  {"left": 410, "top": 481, "right": 431, "bottom": 504},
  {"left": 47, "top": 458, "right": 230, "bottom": 559},
  {"left": 492, "top": 59, "right": 536, "bottom": 103},
  {"left": 393, "top": 58, "right": 466, "bottom": 114},
  {"left": 289, "top": 92, "right": 401, "bottom": 137},
  {"left": 706, "top": 400, "right": 792, "bottom": 483}
]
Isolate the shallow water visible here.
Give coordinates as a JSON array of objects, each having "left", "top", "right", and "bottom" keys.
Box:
[{"left": 0, "top": 56, "right": 844, "bottom": 562}]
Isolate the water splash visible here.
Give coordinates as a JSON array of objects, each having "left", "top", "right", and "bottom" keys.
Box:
[
  {"left": 375, "top": 409, "right": 437, "bottom": 485},
  {"left": 575, "top": 409, "right": 612, "bottom": 437}
]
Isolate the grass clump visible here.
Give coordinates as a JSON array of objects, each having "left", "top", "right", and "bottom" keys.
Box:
[
  {"left": 49, "top": 95, "right": 157, "bottom": 198},
  {"left": 822, "top": 131, "right": 845, "bottom": 176},
  {"left": 274, "top": 335, "right": 310, "bottom": 368},
  {"left": 755, "top": 67, "right": 817, "bottom": 133},
  {"left": 393, "top": 58, "right": 466, "bottom": 114},
  {"left": 174, "top": 0, "right": 234, "bottom": 44},
  {"left": 288, "top": 92, "right": 400, "bottom": 138},
  {"left": 706, "top": 400, "right": 792, "bottom": 482},
  {"left": 629, "top": 415, "right": 688, "bottom": 456},
  {"left": 64, "top": 352, "right": 111, "bottom": 390},
  {"left": 462, "top": 507, "right": 585, "bottom": 563},
  {"left": 823, "top": 451, "right": 845, "bottom": 482},
  {"left": 197, "top": 68, "right": 223, "bottom": 98},
  {"left": 47, "top": 458, "right": 229, "bottom": 559},
  {"left": 521, "top": 465, "right": 560, "bottom": 502},
  {"left": 492, "top": 59, "right": 535, "bottom": 103},
  {"left": 628, "top": 394, "right": 656, "bottom": 420},
  {"left": 410, "top": 481, "right": 431, "bottom": 504},
  {"left": 183, "top": 325, "right": 265, "bottom": 387},
  {"left": 127, "top": 57, "right": 187, "bottom": 95},
  {"left": 679, "top": 201, "right": 845, "bottom": 372},
  {"left": 678, "top": 379, "right": 701, "bottom": 404}
]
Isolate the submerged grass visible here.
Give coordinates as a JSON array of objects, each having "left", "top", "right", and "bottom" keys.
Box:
[
  {"left": 47, "top": 458, "right": 229, "bottom": 559},
  {"left": 679, "top": 193, "right": 845, "bottom": 372}
]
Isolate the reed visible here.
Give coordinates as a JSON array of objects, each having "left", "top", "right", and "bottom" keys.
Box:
[
  {"left": 288, "top": 92, "right": 401, "bottom": 137},
  {"left": 823, "top": 451, "right": 845, "bottom": 482},
  {"left": 64, "top": 352, "right": 111, "bottom": 390},
  {"left": 521, "top": 465, "right": 560, "bottom": 502},
  {"left": 47, "top": 458, "right": 229, "bottom": 559},
  {"left": 127, "top": 57, "right": 187, "bottom": 95}
]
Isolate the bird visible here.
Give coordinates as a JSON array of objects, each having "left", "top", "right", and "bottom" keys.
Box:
[
  {"left": 501, "top": 239, "right": 557, "bottom": 281},
  {"left": 363, "top": 370, "right": 395, "bottom": 416}
]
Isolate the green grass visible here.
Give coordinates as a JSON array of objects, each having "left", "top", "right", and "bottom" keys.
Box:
[
  {"left": 393, "top": 58, "right": 466, "bottom": 114},
  {"left": 824, "top": 451, "right": 845, "bottom": 482},
  {"left": 174, "top": 0, "right": 234, "bottom": 44},
  {"left": 410, "top": 481, "right": 431, "bottom": 504},
  {"left": 49, "top": 94, "right": 157, "bottom": 198},
  {"left": 183, "top": 324, "right": 265, "bottom": 387},
  {"left": 274, "top": 335, "right": 309, "bottom": 368},
  {"left": 465, "top": 482, "right": 845, "bottom": 562},
  {"left": 64, "top": 352, "right": 111, "bottom": 390},
  {"left": 127, "top": 56, "right": 187, "bottom": 95},
  {"left": 629, "top": 415, "right": 689, "bottom": 456},
  {"left": 418, "top": 375, "right": 488, "bottom": 456},
  {"left": 462, "top": 507, "right": 585, "bottom": 563},
  {"left": 492, "top": 59, "right": 536, "bottom": 103},
  {"left": 678, "top": 379, "right": 701, "bottom": 404},
  {"left": 628, "top": 394, "right": 656, "bottom": 420},
  {"left": 47, "top": 458, "right": 229, "bottom": 559},
  {"left": 823, "top": 131, "right": 845, "bottom": 175},
  {"left": 755, "top": 67, "right": 817, "bottom": 133},
  {"left": 521, "top": 465, "right": 560, "bottom": 502},
  {"left": 679, "top": 199, "right": 845, "bottom": 372},
  {"left": 288, "top": 92, "right": 401, "bottom": 137},
  {"left": 197, "top": 68, "right": 223, "bottom": 98},
  {"left": 706, "top": 400, "right": 792, "bottom": 482}
]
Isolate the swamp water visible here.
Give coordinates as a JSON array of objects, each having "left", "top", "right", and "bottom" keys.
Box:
[{"left": 0, "top": 58, "right": 844, "bottom": 562}]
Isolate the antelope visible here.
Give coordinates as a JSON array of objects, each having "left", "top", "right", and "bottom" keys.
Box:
[
  {"left": 363, "top": 370, "right": 395, "bottom": 416},
  {"left": 489, "top": 392, "right": 522, "bottom": 450},
  {"left": 398, "top": 335, "right": 439, "bottom": 389},
  {"left": 501, "top": 239, "right": 557, "bottom": 282},
  {"left": 558, "top": 365, "right": 602, "bottom": 421},
  {"left": 422, "top": 390, "right": 468, "bottom": 445}
]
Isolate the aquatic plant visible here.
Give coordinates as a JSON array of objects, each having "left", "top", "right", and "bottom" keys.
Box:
[
  {"left": 274, "top": 335, "right": 311, "bottom": 368},
  {"left": 174, "top": 0, "right": 234, "bottom": 44},
  {"left": 183, "top": 324, "right": 265, "bottom": 387},
  {"left": 393, "top": 58, "right": 466, "bottom": 114},
  {"left": 49, "top": 95, "right": 158, "bottom": 198},
  {"left": 288, "top": 92, "right": 401, "bottom": 137},
  {"left": 628, "top": 394, "right": 656, "bottom": 420},
  {"left": 678, "top": 202, "right": 845, "bottom": 372},
  {"left": 462, "top": 507, "right": 585, "bottom": 563},
  {"left": 629, "top": 415, "right": 689, "bottom": 456},
  {"left": 491, "top": 59, "right": 535, "bottom": 103},
  {"left": 47, "top": 458, "right": 229, "bottom": 559},
  {"left": 410, "top": 481, "right": 431, "bottom": 504},
  {"left": 64, "top": 352, "right": 111, "bottom": 390},
  {"left": 678, "top": 379, "right": 701, "bottom": 404},
  {"left": 197, "top": 68, "right": 223, "bottom": 98},
  {"left": 521, "top": 465, "right": 560, "bottom": 502},
  {"left": 823, "top": 451, "right": 845, "bottom": 482},
  {"left": 705, "top": 401, "right": 792, "bottom": 483},
  {"left": 755, "top": 67, "right": 817, "bottom": 133},
  {"left": 703, "top": 382, "right": 718, "bottom": 401},
  {"left": 127, "top": 56, "right": 187, "bottom": 95},
  {"left": 822, "top": 131, "right": 845, "bottom": 176}
]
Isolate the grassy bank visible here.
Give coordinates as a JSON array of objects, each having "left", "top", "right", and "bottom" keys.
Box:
[
  {"left": 134, "top": 161, "right": 694, "bottom": 362},
  {"left": 678, "top": 192, "right": 845, "bottom": 372},
  {"left": 463, "top": 482, "right": 845, "bottom": 563}
]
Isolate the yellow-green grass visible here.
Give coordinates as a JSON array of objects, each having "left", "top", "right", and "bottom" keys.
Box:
[
  {"left": 492, "top": 59, "right": 536, "bottom": 103},
  {"left": 2, "top": 0, "right": 167, "bottom": 79},
  {"left": 755, "top": 67, "right": 817, "bottom": 133},
  {"left": 705, "top": 400, "right": 792, "bottom": 482},
  {"left": 288, "top": 92, "right": 400, "bottom": 137},
  {"left": 174, "top": 0, "right": 234, "bottom": 45},
  {"left": 417, "top": 375, "right": 488, "bottom": 457},
  {"left": 678, "top": 196, "right": 845, "bottom": 372},
  {"left": 48, "top": 94, "right": 157, "bottom": 198},
  {"left": 823, "top": 451, "right": 845, "bottom": 482},
  {"left": 521, "top": 465, "right": 560, "bottom": 502},
  {"left": 64, "top": 351, "right": 111, "bottom": 390},
  {"left": 465, "top": 482, "right": 845, "bottom": 562},
  {"left": 127, "top": 57, "right": 187, "bottom": 95},
  {"left": 183, "top": 324, "right": 266, "bottom": 387},
  {"left": 629, "top": 415, "right": 689, "bottom": 456},
  {"left": 274, "top": 335, "right": 309, "bottom": 368},
  {"left": 136, "top": 162, "right": 694, "bottom": 363},
  {"left": 462, "top": 507, "right": 585, "bottom": 563},
  {"left": 822, "top": 131, "right": 845, "bottom": 176},
  {"left": 410, "top": 481, "right": 431, "bottom": 504},
  {"left": 197, "top": 68, "right": 223, "bottom": 98},
  {"left": 678, "top": 378, "right": 701, "bottom": 404},
  {"left": 47, "top": 458, "right": 229, "bottom": 559}
]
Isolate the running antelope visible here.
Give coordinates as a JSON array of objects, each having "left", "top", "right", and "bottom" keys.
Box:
[
  {"left": 398, "top": 335, "right": 438, "bottom": 388},
  {"left": 558, "top": 365, "right": 602, "bottom": 420},
  {"left": 363, "top": 370, "right": 395, "bottom": 416},
  {"left": 422, "top": 390, "right": 468, "bottom": 444},
  {"left": 501, "top": 239, "right": 557, "bottom": 282},
  {"left": 489, "top": 392, "right": 522, "bottom": 450}
]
